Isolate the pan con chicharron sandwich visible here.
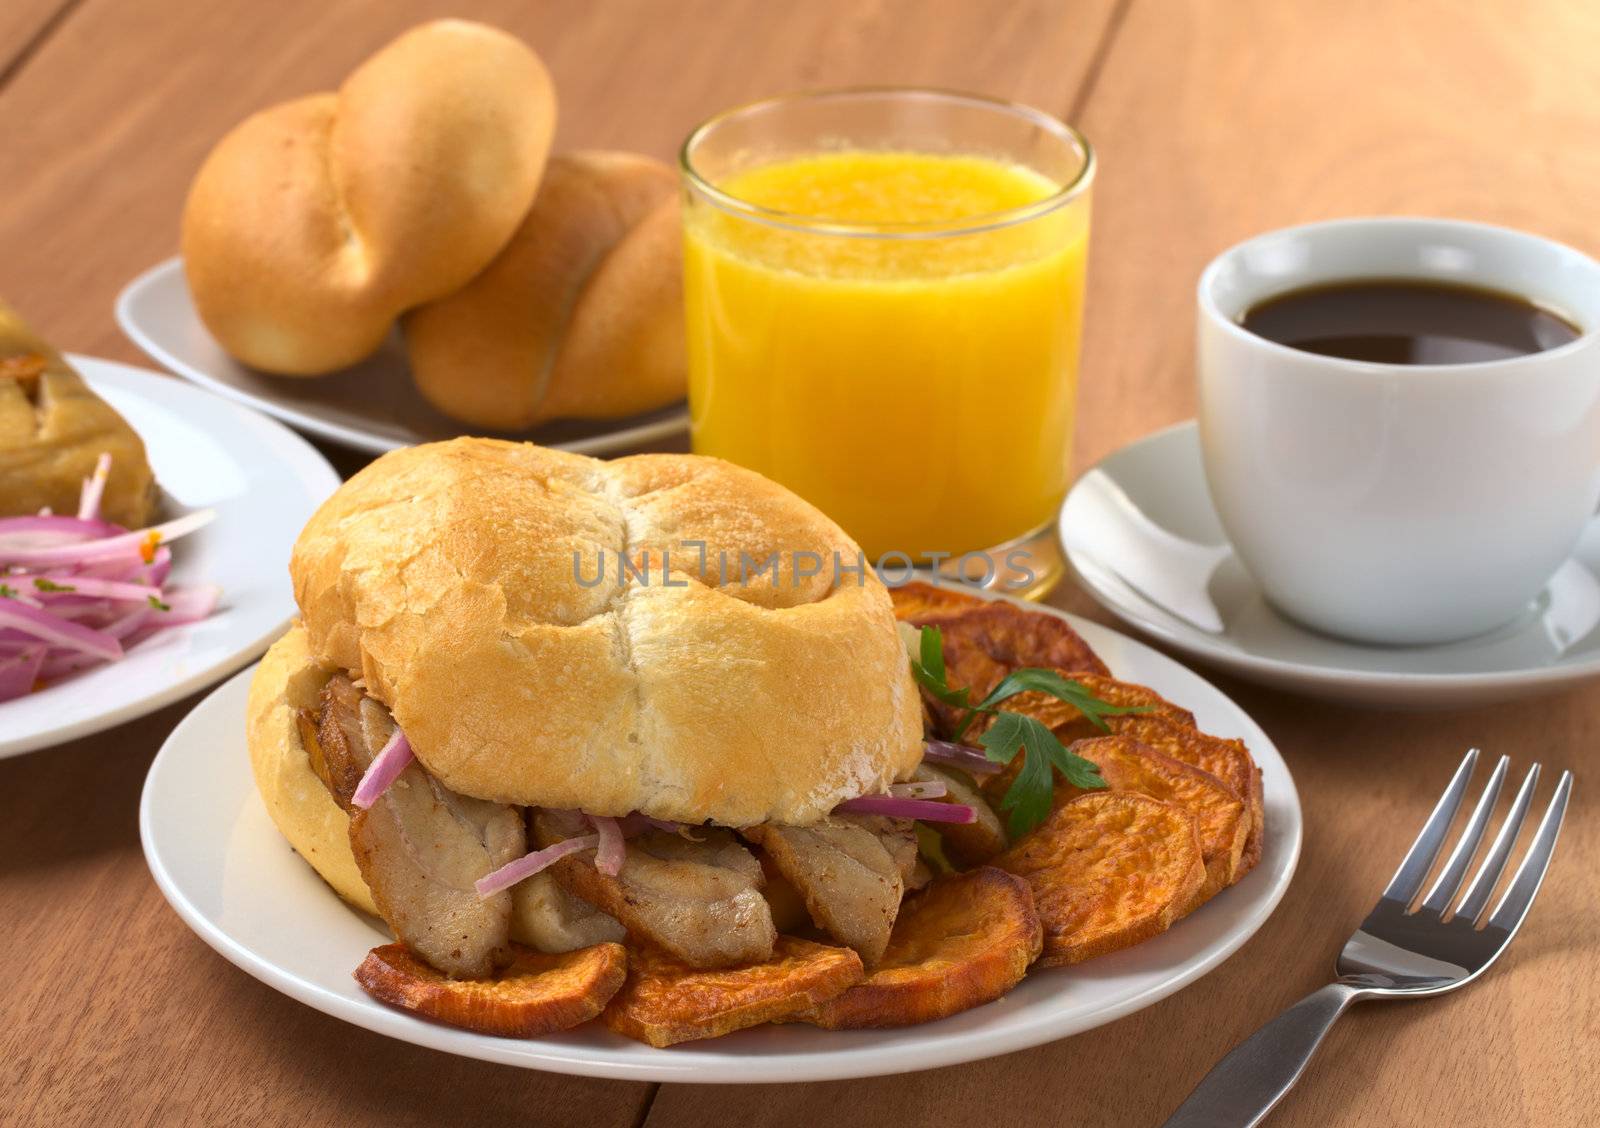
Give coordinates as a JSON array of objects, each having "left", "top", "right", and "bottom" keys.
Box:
[
  {"left": 247, "top": 438, "right": 943, "bottom": 1030},
  {"left": 248, "top": 437, "right": 1264, "bottom": 1045}
]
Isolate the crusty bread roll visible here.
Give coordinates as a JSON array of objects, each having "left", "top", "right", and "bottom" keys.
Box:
[
  {"left": 181, "top": 20, "right": 555, "bottom": 375},
  {"left": 404, "top": 151, "right": 685, "bottom": 431},
  {"left": 288, "top": 438, "right": 923, "bottom": 826},
  {"left": 0, "top": 301, "right": 157, "bottom": 527}
]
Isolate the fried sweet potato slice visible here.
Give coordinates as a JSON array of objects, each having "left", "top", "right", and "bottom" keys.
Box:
[
  {"left": 888, "top": 580, "right": 988, "bottom": 622},
  {"left": 603, "top": 937, "right": 863, "bottom": 1047},
  {"left": 796, "top": 867, "right": 1041, "bottom": 1030},
  {"left": 997, "top": 792, "right": 1204, "bottom": 966},
  {"left": 906, "top": 606, "right": 1111, "bottom": 734},
  {"left": 1066, "top": 736, "right": 1247, "bottom": 901},
  {"left": 1002, "top": 673, "right": 1195, "bottom": 739},
  {"left": 1107, "top": 715, "right": 1263, "bottom": 880},
  {"left": 355, "top": 941, "right": 626, "bottom": 1037},
  {"left": 990, "top": 674, "right": 1264, "bottom": 886}
]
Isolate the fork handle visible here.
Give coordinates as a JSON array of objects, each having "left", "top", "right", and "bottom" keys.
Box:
[{"left": 1160, "top": 983, "right": 1363, "bottom": 1128}]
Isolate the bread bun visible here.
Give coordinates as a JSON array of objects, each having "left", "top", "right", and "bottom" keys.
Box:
[
  {"left": 181, "top": 20, "right": 555, "bottom": 375},
  {"left": 290, "top": 438, "right": 922, "bottom": 826},
  {"left": 404, "top": 151, "right": 686, "bottom": 430},
  {"left": 247, "top": 625, "right": 379, "bottom": 915}
]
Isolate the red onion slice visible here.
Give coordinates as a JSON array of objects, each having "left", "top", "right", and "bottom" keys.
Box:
[
  {"left": 834, "top": 795, "right": 977, "bottom": 823},
  {"left": 922, "top": 739, "right": 1002, "bottom": 776},
  {"left": 36, "top": 650, "right": 103, "bottom": 683},
  {"left": 350, "top": 729, "right": 415, "bottom": 810},
  {"left": 0, "top": 645, "right": 45, "bottom": 702},
  {"left": 890, "top": 780, "right": 948, "bottom": 800},
  {"left": 0, "top": 600, "right": 122, "bottom": 661},
  {"left": 0, "top": 508, "right": 215, "bottom": 567},
  {"left": 77, "top": 453, "right": 112, "bottom": 522},
  {"left": 591, "top": 815, "right": 625, "bottom": 875},
  {"left": 149, "top": 584, "right": 221, "bottom": 625},
  {"left": 475, "top": 834, "right": 600, "bottom": 898},
  {"left": 31, "top": 575, "right": 162, "bottom": 603},
  {"left": 0, "top": 515, "right": 119, "bottom": 548}
]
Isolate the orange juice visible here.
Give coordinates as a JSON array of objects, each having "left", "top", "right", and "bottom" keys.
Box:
[{"left": 683, "top": 150, "right": 1090, "bottom": 563}]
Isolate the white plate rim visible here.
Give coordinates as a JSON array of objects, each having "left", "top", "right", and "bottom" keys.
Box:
[
  {"left": 139, "top": 596, "right": 1302, "bottom": 1083},
  {"left": 1062, "top": 419, "right": 1600, "bottom": 697},
  {"left": 115, "top": 258, "right": 690, "bottom": 458},
  {"left": 0, "top": 356, "right": 339, "bottom": 758}
]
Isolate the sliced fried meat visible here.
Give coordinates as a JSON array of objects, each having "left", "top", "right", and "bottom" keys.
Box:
[
  {"left": 535, "top": 810, "right": 776, "bottom": 969},
  {"left": 743, "top": 815, "right": 907, "bottom": 966},
  {"left": 314, "top": 674, "right": 522, "bottom": 979},
  {"left": 509, "top": 869, "right": 627, "bottom": 953},
  {"left": 914, "top": 763, "right": 1008, "bottom": 866}
]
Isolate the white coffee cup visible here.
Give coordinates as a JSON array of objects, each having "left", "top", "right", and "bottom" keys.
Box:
[{"left": 1197, "top": 217, "right": 1600, "bottom": 646}]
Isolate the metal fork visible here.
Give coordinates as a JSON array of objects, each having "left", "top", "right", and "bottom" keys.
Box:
[{"left": 1163, "top": 748, "right": 1572, "bottom": 1128}]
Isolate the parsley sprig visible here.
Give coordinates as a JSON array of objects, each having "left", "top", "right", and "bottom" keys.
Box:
[{"left": 909, "top": 625, "right": 1149, "bottom": 837}]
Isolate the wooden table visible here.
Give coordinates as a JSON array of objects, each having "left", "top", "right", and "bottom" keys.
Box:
[{"left": 1, "top": 2, "right": 1594, "bottom": 1124}]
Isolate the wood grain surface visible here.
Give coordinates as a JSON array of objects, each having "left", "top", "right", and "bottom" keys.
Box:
[{"left": 0, "top": 2, "right": 1594, "bottom": 1126}]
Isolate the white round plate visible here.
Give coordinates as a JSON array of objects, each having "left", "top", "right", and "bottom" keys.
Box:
[
  {"left": 1061, "top": 420, "right": 1600, "bottom": 708},
  {"left": 0, "top": 356, "right": 339, "bottom": 757},
  {"left": 116, "top": 258, "right": 690, "bottom": 457},
  {"left": 140, "top": 604, "right": 1301, "bottom": 1083}
]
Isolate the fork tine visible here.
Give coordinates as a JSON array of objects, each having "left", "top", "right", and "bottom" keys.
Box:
[
  {"left": 1486, "top": 771, "right": 1572, "bottom": 934},
  {"left": 1455, "top": 763, "right": 1540, "bottom": 923},
  {"left": 1382, "top": 748, "right": 1479, "bottom": 905},
  {"left": 1420, "top": 754, "right": 1508, "bottom": 915}
]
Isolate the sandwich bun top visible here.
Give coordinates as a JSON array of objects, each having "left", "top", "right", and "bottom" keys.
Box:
[{"left": 290, "top": 438, "right": 924, "bottom": 826}]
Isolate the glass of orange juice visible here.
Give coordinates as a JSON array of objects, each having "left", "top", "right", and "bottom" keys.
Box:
[{"left": 679, "top": 88, "right": 1093, "bottom": 597}]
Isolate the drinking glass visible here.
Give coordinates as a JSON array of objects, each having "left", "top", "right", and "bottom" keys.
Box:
[{"left": 680, "top": 88, "right": 1094, "bottom": 597}]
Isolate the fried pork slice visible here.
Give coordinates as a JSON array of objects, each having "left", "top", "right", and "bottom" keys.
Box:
[
  {"left": 315, "top": 675, "right": 522, "bottom": 978},
  {"left": 510, "top": 869, "right": 627, "bottom": 953},
  {"left": 915, "top": 764, "right": 1008, "bottom": 866},
  {"left": 535, "top": 810, "right": 776, "bottom": 969},
  {"left": 743, "top": 815, "right": 908, "bottom": 966}
]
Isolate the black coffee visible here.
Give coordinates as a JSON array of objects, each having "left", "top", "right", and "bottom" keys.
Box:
[{"left": 1240, "top": 279, "right": 1581, "bottom": 364}]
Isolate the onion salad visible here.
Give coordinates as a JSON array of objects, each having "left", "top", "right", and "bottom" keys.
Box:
[{"left": 0, "top": 455, "right": 219, "bottom": 702}]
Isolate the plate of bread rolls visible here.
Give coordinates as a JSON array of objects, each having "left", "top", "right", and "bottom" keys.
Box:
[{"left": 117, "top": 20, "right": 689, "bottom": 457}]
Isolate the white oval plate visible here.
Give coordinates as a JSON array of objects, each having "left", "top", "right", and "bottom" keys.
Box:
[
  {"left": 1061, "top": 420, "right": 1600, "bottom": 707},
  {"left": 116, "top": 258, "right": 690, "bottom": 457},
  {"left": 140, "top": 604, "right": 1301, "bottom": 1083},
  {"left": 0, "top": 356, "right": 339, "bottom": 758}
]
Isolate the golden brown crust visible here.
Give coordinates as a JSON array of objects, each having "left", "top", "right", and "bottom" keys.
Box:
[
  {"left": 796, "top": 867, "right": 1041, "bottom": 1029},
  {"left": 405, "top": 151, "right": 685, "bottom": 430},
  {"left": 0, "top": 301, "right": 157, "bottom": 526},
  {"left": 602, "top": 937, "right": 863, "bottom": 1046},
  {"left": 181, "top": 20, "right": 555, "bottom": 375},
  {"left": 290, "top": 438, "right": 924, "bottom": 825},
  {"left": 354, "top": 941, "right": 626, "bottom": 1036}
]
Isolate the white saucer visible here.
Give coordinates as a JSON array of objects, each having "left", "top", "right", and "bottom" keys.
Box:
[
  {"left": 140, "top": 601, "right": 1300, "bottom": 1083},
  {"left": 116, "top": 258, "right": 690, "bottom": 457},
  {"left": 0, "top": 357, "right": 339, "bottom": 757},
  {"left": 1060, "top": 420, "right": 1600, "bottom": 707}
]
